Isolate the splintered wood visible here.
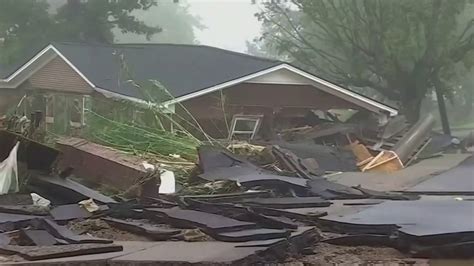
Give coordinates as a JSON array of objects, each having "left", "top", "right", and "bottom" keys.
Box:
[
  {"left": 348, "top": 141, "right": 403, "bottom": 173},
  {"left": 361, "top": 151, "right": 403, "bottom": 173}
]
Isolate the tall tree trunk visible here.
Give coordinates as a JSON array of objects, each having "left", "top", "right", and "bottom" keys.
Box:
[
  {"left": 433, "top": 76, "right": 451, "bottom": 135},
  {"left": 463, "top": 85, "right": 473, "bottom": 117},
  {"left": 401, "top": 96, "right": 423, "bottom": 123},
  {"left": 435, "top": 86, "right": 451, "bottom": 135}
]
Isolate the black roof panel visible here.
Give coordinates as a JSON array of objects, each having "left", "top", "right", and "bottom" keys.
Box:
[{"left": 53, "top": 42, "right": 281, "bottom": 101}]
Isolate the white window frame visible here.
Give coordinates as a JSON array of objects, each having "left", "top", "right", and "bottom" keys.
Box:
[
  {"left": 70, "top": 96, "right": 88, "bottom": 128},
  {"left": 132, "top": 109, "right": 145, "bottom": 124},
  {"left": 82, "top": 95, "right": 91, "bottom": 126},
  {"left": 44, "top": 95, "right": 54, "bottom": 125},
  {"left": 229, "top": 115, "right": 262, "bottom": 140}
]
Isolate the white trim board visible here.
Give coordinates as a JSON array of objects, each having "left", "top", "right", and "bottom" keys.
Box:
[
  {"left": 283, "top": 64, "right": 398, "bottom": 116},
  {"left": 245, "top": 67, "right": 310, "bottom": 85},
  {"left": 162, "top": 64, "right": 398, "bottom": 116}
]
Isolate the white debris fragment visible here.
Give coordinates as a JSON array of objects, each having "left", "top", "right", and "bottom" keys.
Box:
[
  {"left": 142, "top": 161, "right": 156, "bottom": 171},
  {"left": 159, "top": 169, "right": 175, "bottom": 194},
  {"left": 31, "top": 193, "right": 51, "bottom": 207},
  {"left": 78, "top": 198, "right": 100, "bottom": 212},
  {"left": 0, "top": 142, "right": 20, "bottom": 194}
]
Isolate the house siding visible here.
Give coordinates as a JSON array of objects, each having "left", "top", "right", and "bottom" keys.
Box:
[
  {"left": 179, "top": 83, "right": 361, "bottom": 139},
  {"left": 29, "top": 56, "right": 94, "bottom": 94},
  {"left": 182, "top": 83, "right": 359, "bottom": 119}
]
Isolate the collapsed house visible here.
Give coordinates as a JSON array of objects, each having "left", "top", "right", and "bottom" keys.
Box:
[
  {"left": 0, "top": 42, "right": 472, "bottom": 264},
  {"left": 0, "top": 42, "right": 397, "bottom": 140},
  {"left": 0, "top": 130, "right": 472, "bottom": 264}
]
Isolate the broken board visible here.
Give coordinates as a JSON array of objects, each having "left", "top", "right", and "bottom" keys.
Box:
[
  {"left": 0, "top": 243, "right": 122, "bottom": 261},
  {"left": 241, "top": 197, "right": 331, "bottom": 209},
  {"left": 145, "top": 207, "right": 257, "bottom": 233},
  {"left": 211, "top": 228, "right": 290, "bottom": 242}
]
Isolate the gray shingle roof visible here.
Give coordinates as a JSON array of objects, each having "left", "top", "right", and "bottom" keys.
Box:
[
  {"left": 1, "top": 42, "right": 397, "bottom": 114},
  {"left": 1, "top": 45, "right": 47, "bottom": 80},
  {"left": 52, "top": 42, "right": 282, "bottom": 101}
]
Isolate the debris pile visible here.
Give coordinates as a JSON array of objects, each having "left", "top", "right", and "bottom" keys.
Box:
[
  {"left": 0, "top": 124, "right": 472, "bottom": 264},
  {"left": 0, "top": 130, "right": 321, "bottom": 264},
  {"left": 276, "top": 113, "right": 461, "bottom": 173}
]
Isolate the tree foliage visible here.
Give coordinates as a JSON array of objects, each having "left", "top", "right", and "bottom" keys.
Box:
[
  {"left": 0, "top": 0, "right": 160, "bottom": 64},
  {"left": 256, "top": 0, "right": 474, "bottom": 120},
  {"left": 114, "top": 1, "right": 204, "bottom": 44},
  {"left": 54, "top": 0, "right": 159, "bottom": 43},
  {"left": 0, "top": 0, "right": 54, "bottom": 64}
]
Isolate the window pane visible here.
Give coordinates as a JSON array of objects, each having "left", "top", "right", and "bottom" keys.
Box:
[{"left": 234, "top": 119, "right": 257, "bottom": 132}]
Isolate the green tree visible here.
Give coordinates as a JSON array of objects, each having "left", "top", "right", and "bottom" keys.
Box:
[
  {"left": 0, "top": 0, "right": 160, "bottom": 64},
  {"left": 55, "top": 0, "right": 160, "bottom": 43},
  {"left": 0, "top": 0, "right": 53, "bottom": 64},
  {"left": 256, "top": 0, "right": 474, "bottom": 121}
]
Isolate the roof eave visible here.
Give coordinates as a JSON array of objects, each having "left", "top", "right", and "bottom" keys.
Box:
[{"left": 162, "top": 63, "right": 398, "bottom": 116}]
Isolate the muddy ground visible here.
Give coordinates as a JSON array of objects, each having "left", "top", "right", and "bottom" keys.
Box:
[
  {"left": 68, "top": 219, "right": 150, "bottom": 241},
  {"left": 67, "top": 219, "right": 428, "bottom": 265},
  {"left": 287, "top": 243, "right": 429, "bottom": 265}
]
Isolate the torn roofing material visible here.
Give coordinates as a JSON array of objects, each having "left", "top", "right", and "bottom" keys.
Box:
[
  {"left": 274, "top": 141, "right": 358, "bottom": 172},
  {"left": 321, "top": 200, "right": 474, "bottom": 237},
  {"left": 145, "top": 207, "right": 258, "bottom": 233},
  {"left": 197, "top": 145, "right": 308, "bottom": 189},
  {"left": 240, "top": 197, "right": 331, "bottom": 209},
  {"left": 211, "top": 228, "right": 290, "bottom": 242},
  {"left": 28, "top": 175, "right": 116, "bottom": 204},
  {"left": 197, "top": 145, "right": 417, "bottom": 200},
  {"left": 108, "top": 241, "right": 268, "bottom": 264},
  {"left": 200, "top": 167, "right": 309, "bottom": 189},
  {"left": 0, "top": 243, "right": 123, "bottom": 261},
  {"left": 407, "top": 154, "right": 474, "bottom": 195}
]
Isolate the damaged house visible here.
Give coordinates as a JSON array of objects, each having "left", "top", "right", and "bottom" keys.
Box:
[{"left": 0, "top": 42, "right": 397, "bottom": 139}]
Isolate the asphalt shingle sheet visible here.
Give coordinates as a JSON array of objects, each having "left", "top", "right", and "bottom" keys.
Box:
[
  {"left": 321, "top": 200, "right": 474, "bottom": 237},
  {"left": 407, "top": 155, "right": 474, "bottom": 194}
]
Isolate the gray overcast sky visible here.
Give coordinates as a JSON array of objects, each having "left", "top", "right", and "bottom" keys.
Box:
[
  {"left": 48, "top": 0, "right": 264, "bottom": 52},
  {"left": 186, "top": 0, "right": 263, "bottom": 52}
]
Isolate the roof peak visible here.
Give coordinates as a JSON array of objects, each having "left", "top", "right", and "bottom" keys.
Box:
[{"left": 52, "top": 41, "right": 282, "bottom": 64}]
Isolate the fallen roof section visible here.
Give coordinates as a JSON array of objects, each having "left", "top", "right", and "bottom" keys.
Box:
[
  {"left": 321, "top": 200, "right": 474, "bottom": 237},
  {"left": 406, "top": 154, "right": 474, "bottom": 195}
]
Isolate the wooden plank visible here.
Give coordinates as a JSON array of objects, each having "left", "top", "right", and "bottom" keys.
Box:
[{"left": 362, "top": 151, "right": 403, "bottom": 173}]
